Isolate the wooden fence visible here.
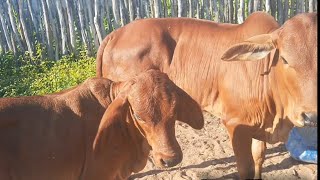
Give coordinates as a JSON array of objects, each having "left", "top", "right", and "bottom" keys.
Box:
[{"left": 0, "top": 0, "right": 317, "bottom": 60}]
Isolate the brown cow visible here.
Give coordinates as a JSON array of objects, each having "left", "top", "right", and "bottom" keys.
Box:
[
  {"left": 0, "top": 70, "right": 204, "bottom": 180},
  {"left": 96, "top": 12, "right": 317, "bottom": 179},
  {"left": 220, "top": 12, "right": 317, "bottom": 178}
]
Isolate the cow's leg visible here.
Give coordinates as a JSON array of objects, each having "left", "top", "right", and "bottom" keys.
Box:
[
  {"left": 224, "top": 118, "right": 255, "bottom": 179},
  {"left": 251, "top": 138, "right": 266, "bottom": 179}
]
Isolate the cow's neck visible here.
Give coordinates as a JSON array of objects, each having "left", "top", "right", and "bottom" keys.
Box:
[
  {"left": 263, "top": 50, "right": 298, "bottom": 143},
  {"left": 126, "top": 111, "right": 150, "bottom": 173},
  {"left": 108, "top": 81, "right": 150, "bottom": 175},
  {"left": 83, "top": 106, "right": 149, "bottom": 179},
  {"left": 109, "top": 115, "right": 149, "bottom": 179}
]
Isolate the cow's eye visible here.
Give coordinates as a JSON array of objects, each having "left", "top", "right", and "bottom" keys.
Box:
[
  {"left": 133, "top": 113, "right": 144, "bottom": 122},
  {"left": 281, "top": 56, "right": 288, "bottom": 64}
]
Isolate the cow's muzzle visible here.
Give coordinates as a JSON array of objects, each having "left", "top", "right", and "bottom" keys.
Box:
[{"left": 152, "top": 151, "right": 182, "bottom": 168}]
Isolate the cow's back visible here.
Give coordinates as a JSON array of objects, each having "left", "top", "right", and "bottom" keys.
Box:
[{"left": 97, "top": 12, "right": 279, "bottom": 113}]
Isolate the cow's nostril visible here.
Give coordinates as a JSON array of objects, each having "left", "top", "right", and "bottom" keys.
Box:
[
  {"left": 160, "top": 158, "right": 168, "bottom": 167},
  {"left": 301, "top": 112, "right": 317, "bottom": 127},
  {"left": 159, "top": 157, "right": 181, "bottom": 167},
  {"left": 301, "top": 112, "right": 309, "bottom": 120}
]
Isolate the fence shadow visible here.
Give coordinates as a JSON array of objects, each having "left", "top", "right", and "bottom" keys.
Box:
[{"left": 129, "top": 143, "right": 300, "bottom": 179}]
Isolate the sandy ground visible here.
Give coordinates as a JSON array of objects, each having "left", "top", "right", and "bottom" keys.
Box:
[{"left": 129, "top": 112, "right": 317, "bottom": 180}]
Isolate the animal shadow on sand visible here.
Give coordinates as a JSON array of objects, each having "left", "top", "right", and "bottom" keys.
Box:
[{"left": 129, "top": 143, "right": 302, "bottom": 180}]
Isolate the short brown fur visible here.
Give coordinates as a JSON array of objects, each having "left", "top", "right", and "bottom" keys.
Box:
[
  {"left": 96, "top": 12, "right": 317, "bottom": 179},
  {"left": 0, "top": 70, "right": 204, "bottom": 180}
]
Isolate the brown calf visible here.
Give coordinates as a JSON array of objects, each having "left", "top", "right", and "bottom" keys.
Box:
[{"left": 0, "top": 69, "right": 204, "bottom": 180}]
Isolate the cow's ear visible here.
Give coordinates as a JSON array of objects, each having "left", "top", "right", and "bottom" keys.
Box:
[
  {"left": 221, "top": 34, "right": 276, "bottom": 61},
  {"left": 93, "top": 96, "right": 129, "bottom": 153},
  {"left": 176, "top": 86, "right": 204, "bottom": 130}
]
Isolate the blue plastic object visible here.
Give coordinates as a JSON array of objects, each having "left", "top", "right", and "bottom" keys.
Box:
[{"left": 285, "top": 127, "right": 317, "bottom": 164}]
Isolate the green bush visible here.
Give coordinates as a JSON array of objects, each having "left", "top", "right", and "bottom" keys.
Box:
[{"left": 0, "top": 50, "right": 96, "bottom": 97}]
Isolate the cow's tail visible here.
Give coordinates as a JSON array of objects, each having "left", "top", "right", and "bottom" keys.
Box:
[{"left": 96, "top": 35, "right": 111, "bottom": 77}]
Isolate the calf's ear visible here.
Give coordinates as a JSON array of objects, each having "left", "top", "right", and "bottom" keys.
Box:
[
  {"left": 93, "top": 96, "right": 129, "bottom": 153},
  {"left": 175, "top": 86, "right": 204, "bottom": 130},
  {"left": 221, "top": 34, "right": 276, "bottom": 61}
]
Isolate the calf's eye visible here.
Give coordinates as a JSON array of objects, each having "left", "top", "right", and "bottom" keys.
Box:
[{"left": 133, "top": 113, "right": 143, "bottom": 121}]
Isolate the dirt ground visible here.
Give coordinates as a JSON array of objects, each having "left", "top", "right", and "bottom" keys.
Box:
[{"left": 129, "top": 112, "right": 317, "bottom": 180}]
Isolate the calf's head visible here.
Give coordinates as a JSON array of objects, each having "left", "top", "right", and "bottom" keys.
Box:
[
  {"left": 221, "top": 13, "right": 317, "bottom": 128},
  {"left": 94, "top": 69, "right": 204, "bottom": 168}
]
